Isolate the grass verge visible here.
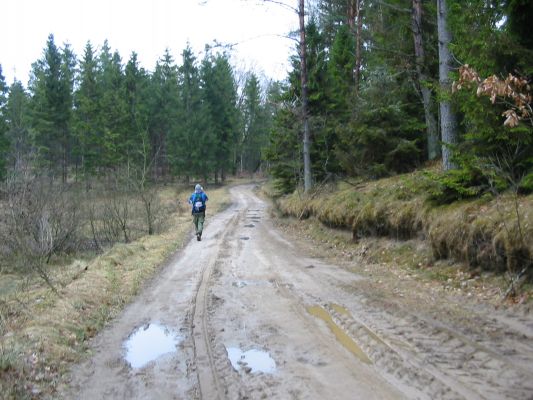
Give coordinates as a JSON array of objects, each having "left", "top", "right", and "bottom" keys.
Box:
[
  {"left": 267, "top": 168, "right": 533, "bottom": 295},
  {"left": 0, "top": 184, "right": 231, "bottom": 399}
]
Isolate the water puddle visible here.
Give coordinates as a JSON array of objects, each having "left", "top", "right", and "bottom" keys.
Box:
[
  {"left": 307, "top": 305, "right": 372, "bottom": 364},
  {"left": 226, "top": 346, "right": 276, "bottom": 374},
  {"left": 124, "top": 323, "right": 181, "bottom": 368},
  {"left": 330, "top": 304, "right": 388, "bottom": 347}
]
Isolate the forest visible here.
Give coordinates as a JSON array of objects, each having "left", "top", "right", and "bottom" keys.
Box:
[{"left": 0, "top": 0, "right": 532, "bottom": 277}]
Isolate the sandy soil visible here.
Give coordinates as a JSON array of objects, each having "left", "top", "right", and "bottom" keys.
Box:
[{"left": 61, "top": 185, "right": 533, "bottom": 400}]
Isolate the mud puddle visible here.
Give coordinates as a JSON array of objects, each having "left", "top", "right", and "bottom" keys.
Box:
[
  {"left": 226, "top": 346, "right": 276, "bottom": 374},
  {"left": 307, "top": 305, "right": 371, "bottom": 364},
  {"left": 124, "top": 323, "right": 181, "bottom": 368}
]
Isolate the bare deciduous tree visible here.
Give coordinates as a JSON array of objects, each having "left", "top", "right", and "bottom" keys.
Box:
[{"left": 2, "top": 168, "right": 81, "bottom": 291}]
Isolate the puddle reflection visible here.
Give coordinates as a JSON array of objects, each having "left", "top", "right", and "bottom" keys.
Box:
[
  {"left": 124, "top": 323, "right": 181, "bottom": 368},
  {"left": 226, "top": 346, "right": 276, "bottom": 374}
]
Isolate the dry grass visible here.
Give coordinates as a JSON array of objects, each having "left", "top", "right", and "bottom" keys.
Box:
[
  {"left": 276, "top": 170, "right": 533, "bottom": 281},
  {"left": 0, "top": 183, "right": 231, "bottom": 399}
]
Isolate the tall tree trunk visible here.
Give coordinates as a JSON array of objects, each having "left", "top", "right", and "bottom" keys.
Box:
[
  {"left": 354, "top": 0, "right": 363, "bottom": 95},
  {"left": 299, "top": 0, "right": 312, "bottom": 192},
  {"left": 412, "top": 0, "right": 439, "bottom": 160},
  {"left": 437, "top": 0, "right": 458, "bottom": 170},
  {"left": 347, "top": 0, "right": 363, "bottom": 94}
]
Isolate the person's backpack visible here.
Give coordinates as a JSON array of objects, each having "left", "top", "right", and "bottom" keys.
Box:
[{"left": 192, "top": 193, "right": 206, "bottom": 213}]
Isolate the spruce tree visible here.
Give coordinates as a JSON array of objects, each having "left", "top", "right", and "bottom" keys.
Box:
[
  {"left": 174, "top": 46, "right": 213, "bottom": 182},
  {"left": 123, "top": 52, "right": 151, "bottom": 174},
  {"left": 201, "top": 51, "right": 238, "bottom": 182},
  {"left": 5, "top": 80, "right": 31, "bottom": 171},
  {"left": 98, "top": 42, "right": 126, "bottom": 170},
  {"left": 74, "top": 41, "right": 101, "bottom": 177},
  {"left": 149, "top": 49, "right": 179, "bottom": 178},
  {"left": 28, "top": 34, "right": 75, "bottom": 181},
  {"left": 0, "top": 66, "right": 8, "bottom": 180},
  {"left": 240, "top": 73, "right": 264, "bottom": 173}
]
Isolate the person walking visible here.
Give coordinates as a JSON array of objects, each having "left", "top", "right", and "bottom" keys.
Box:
[{"left": 189, "top": 184, "right": 208, "bottom": 241}]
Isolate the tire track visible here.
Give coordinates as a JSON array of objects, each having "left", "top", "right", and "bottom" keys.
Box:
[
  {"left": 322, "top": 298, "right": 533, "bottom": 400},
  {"left": 192, "top": 186, "right": 533, "bottom": 400},
  {"left": 190, "top": 204, "right": 248, "bottom": 400}
]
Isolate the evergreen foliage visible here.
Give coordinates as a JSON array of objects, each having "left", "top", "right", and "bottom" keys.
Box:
[
  {"left": 74, "top": 41, "right": 101, "bottom": 176},
  {"left": 2, "top": 1, "right": 531, "bottom": 200},
  {"left": 149, "top": 49, "right": 179, "bottom": 177},
  {"left": 3, "top": 36, "right": 273, "bottom": 185},
  {"left": 0, "top": 66, "right": 9, "bottom": 180},
  {"left": 5, "top": 80, "right": 31, "bottom": 171},
  {"left": 264, "top": 0, "right": 531, "bottom": 199},
  {"left": 201, "top": 50, "right": 239, "bottom": 182},
  {"left": 28, "top": 34, "right": 75, "bottom": 180},
  {"left": 240, "top": 73, "right": 269, "bottom": 174}
]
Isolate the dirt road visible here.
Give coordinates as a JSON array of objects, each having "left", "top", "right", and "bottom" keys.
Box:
[{"left": 63, "top": 185, "right": 533, "bottom": 399}]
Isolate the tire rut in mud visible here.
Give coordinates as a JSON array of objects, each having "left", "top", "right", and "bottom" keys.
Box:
[
  {"left": 321, "top": 295, "right": 533, "bottom": 400},
  {"left": 190, "top": 207, "right": 247, "bottom": 399},
  {"left": 191, "top": 188, "right": 533, "bottom": 400}
]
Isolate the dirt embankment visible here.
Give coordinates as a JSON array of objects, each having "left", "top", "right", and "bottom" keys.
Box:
[{"left": 271, "top": 171, "right": 533, "bottom": 286}]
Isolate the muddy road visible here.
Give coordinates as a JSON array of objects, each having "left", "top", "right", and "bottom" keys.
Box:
[{"left": 63, "top": 185, "right": 533, "bottom": 399}]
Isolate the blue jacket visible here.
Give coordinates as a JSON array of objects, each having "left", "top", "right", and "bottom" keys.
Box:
[{"left": 189, "top": 191, "right": 208, "bottom": 214}]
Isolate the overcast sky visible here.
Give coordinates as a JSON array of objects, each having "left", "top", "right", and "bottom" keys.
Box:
[{"left": 1, "top": 0, "right": 299, "bottom": 86}]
